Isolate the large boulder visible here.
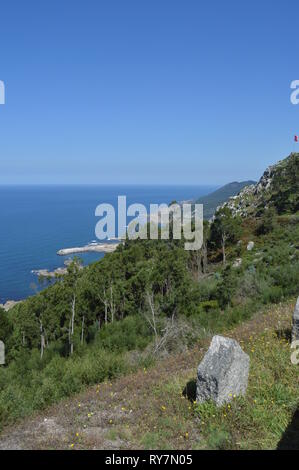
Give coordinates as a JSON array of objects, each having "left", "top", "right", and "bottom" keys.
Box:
[
  {"left": 196, "top": 335, "right": 250, "bottom": 406},
  {"left": 292, "top": 297, "right": 299, "bottom": 342}
]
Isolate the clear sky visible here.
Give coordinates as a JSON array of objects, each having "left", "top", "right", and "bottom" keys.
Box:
[{"left": 0, "top": 0, "right": 298, "bottom": 185}]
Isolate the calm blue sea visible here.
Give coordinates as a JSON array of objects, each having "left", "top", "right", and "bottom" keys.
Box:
[{"left": 0, "top": 185, "right": 215, "bottom": 302}]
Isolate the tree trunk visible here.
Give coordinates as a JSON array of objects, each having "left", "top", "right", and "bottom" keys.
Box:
[
  {"left": 109, "top": 284, "right": 116, "bottom": 323},
  {"left": 70, "top": 295, "right": 76, "bottom": 355},
  {"left": 81, "top": 315, "right": 85, "bottom": 344},
  {"left": 222, "top": 234, "right": 226, "bottom": 265},
  {"left": 40, "top": 320, "right": 45, "bottom": 359},
  {"left": 202, "top": 240, "right": 208, "bottom": 273},
  {"left": 196, "top": 250, "right": 203, "bottom": 280},
  {"left": 145, "top": 291, "right": 159, "bottom": 351},
  {"left": 104, "top": 303, "right": 108, "bottom": 325},
  {"left": 103, "top": 288, "right": 108, "bottom": 324}
]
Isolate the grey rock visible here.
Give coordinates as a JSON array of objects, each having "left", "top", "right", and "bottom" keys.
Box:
[
  {"left": 232, "top": 258, "right": 242, "bottom": 268},
  {"left": 196, "top": 335, "right": 250, "bottom": 406},
  {"left": 247, "top": 241, "right": 255, "bottom": 251},
  {"left": 292, "top": 297, "right": 299, "bottom": 341}
]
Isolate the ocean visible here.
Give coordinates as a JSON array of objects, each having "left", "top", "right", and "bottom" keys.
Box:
[{"left": 0, "top": 185, "right": 216, "bottom": 302}]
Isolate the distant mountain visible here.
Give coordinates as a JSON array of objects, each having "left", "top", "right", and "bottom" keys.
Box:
[
  {"left": 218, "top": 153, "right": 299, "bottom": 218},
  {"left": 196, "top": 181, "right": 256, "bottom": 219}
]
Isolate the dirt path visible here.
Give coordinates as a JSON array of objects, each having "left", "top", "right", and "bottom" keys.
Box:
[{"left": 0, "top": 300, "right": 294, "bottom": 450}]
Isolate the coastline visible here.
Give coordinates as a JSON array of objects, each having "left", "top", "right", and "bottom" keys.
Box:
[
  {"left": 31, "top": 267, "right": 68, "bottom": 278},
  {"left": 0, "top": 185, "right": 203, "bottom": 304},
  {"left": 57, "top": 242, "right": 121, "bottom": 256},
  {"left": 0, "top": 300, "right": 21, "bottom": 311},
  {"left": 1, "top": 242, "right": 121, "bottom": 307}
]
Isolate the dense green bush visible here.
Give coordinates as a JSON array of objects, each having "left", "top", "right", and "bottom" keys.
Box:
[
  {"left": 0, "top": 339, "right": 131, "bottom": 430},
  {"left": 96, "top": 315, "right": 152, "bottom": 352}
]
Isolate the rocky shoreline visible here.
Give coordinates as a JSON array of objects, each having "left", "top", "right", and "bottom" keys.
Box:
[
  {"left": 1, "top": 242, "right": 121, "bottom": 311},
  {"left": 31, "top": 267, "right": 69, "bottom": 278},
  {"left": 57, "top": 242, "right": 120, "bottom": 256},
  {"left": 0, "top": 300, "right": 22, "bottom": 311}
]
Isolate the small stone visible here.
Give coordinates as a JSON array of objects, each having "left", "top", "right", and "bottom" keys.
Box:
[
  {"left": 247, "top": 241, "right": 255, "bottom": 251},
  {"left": 232, "top": 258, "right": 242, "bottom": 268},
  {"left": 196, "top": 335, "right": 250, "bottom": 406}
]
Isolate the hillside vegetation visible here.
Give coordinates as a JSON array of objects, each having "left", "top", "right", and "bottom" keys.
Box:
[
  {"left": 220, "top": 153, "right": 299, "bottom": 217},
  {"left": 0, "top": 153, "right": 298, "bottom": 447},
  {"left": 0, "top": 299, "right": 297, "bottom": 449},
  {"left": 196, "top": 180, "right": 256, "bottom": 219}
]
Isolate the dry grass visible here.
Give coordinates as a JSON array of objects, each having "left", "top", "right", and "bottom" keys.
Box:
[{"left": 0, "top": 299, "right": 297, "bottom": 450}]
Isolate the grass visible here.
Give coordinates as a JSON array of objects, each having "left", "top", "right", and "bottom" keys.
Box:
[
  {"left": 0, "top": 299, "right": 298, "bottom": 450},
  {"left": 0, "top": 315, "right": 153, "bottom": 431},
  {"left": 126, "top": 300, "right": 299, "bottom": 450},
  {"left": 194, "top": 328, "right": 298, "bottom": 449}
]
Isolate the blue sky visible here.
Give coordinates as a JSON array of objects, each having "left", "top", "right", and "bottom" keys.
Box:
[{"left": 0, "top": 0, "right": 298, "bottom": 185}]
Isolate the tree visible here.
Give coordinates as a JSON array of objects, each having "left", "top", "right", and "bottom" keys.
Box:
[
  {"left": 210, "top": 207, "right": 242, "bottom": 265},
  {"left": 142, "top": 288, "right": 175, "bottom": 356},
  {"left": 64, "top": 258, "right": 83, "bottom": 355},
  {"left": 0, "top": 307, "right": 12, "bottom": 343},
  {"left": 191, "top": 220, "right": 210, "bottom": 279}
]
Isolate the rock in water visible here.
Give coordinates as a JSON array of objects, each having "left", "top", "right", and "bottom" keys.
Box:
[
  {"left": 196, "top": 335, "right": 250, "bottom": 406},
  {"left": 292, "top": 297, "right": 299, "bottom": 341}
]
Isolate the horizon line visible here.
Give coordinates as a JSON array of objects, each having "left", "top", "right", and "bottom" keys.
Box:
[{"left": 0, "top": 182, "right": 221, "bottom": 187}]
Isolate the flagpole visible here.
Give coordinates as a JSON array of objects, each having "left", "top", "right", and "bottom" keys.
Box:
[{"left": 293, "top": 135, "right": 298, "bottom": 153}]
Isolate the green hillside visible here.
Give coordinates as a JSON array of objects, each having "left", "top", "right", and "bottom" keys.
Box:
[
  {"left": 0, "top": 153, "right": 298, "bottom": 449},
  {"left": 219, "top": 153, "right": 299, "bottom": 217}
]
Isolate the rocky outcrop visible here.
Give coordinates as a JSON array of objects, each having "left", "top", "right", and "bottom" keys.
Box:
[
  {"left": 214, "top": 153, "right": 299, "bottom": 219},
  {"left": 196, "top": 335, "right": 250, "bottom": 406},
  {"left": 57, "top": 242, "right": 120, "bottom": 256},
  {"left": 32, "top": 268, "right": 68, "bottom": 278},
  {"left": 0, "top": 300, "right": 21, "bottom": 311}
]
